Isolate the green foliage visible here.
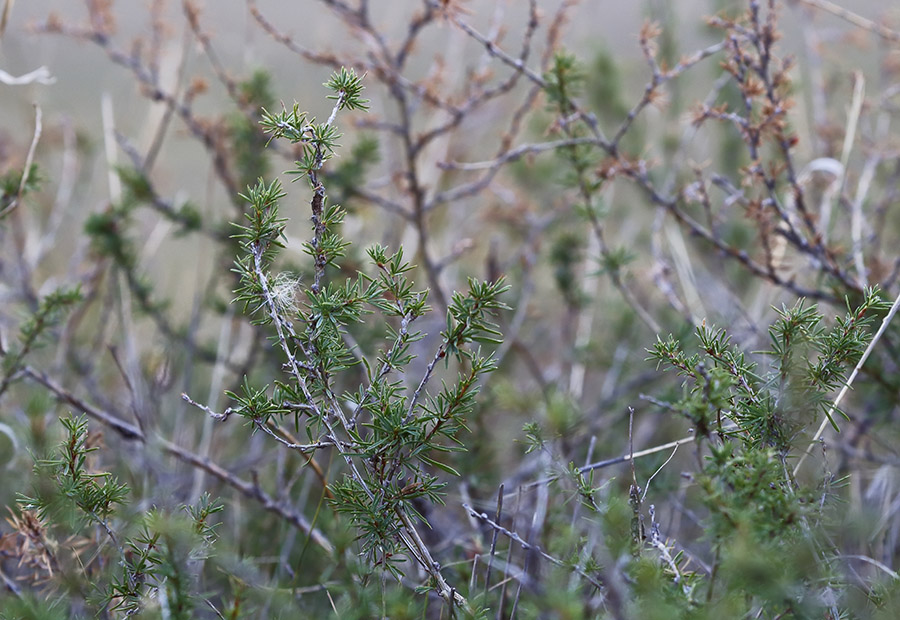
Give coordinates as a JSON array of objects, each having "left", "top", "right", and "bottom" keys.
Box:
[
  {"left": 649, "top": 287, "right": 888, "bottom": 446},
  {"left": 258, "top": 69, "right": 367, "bottom": 181},
  {"left": 230, "top": 69, "right": 277, "bottom": 190},
  {"left": 117, "top": 166, "right": 203, "bottom": 233},
  {"left": 639, "top": 288, "right": 890, "bottom": 616},
  {"left": 586, "top": 47, "right": 629, "bottom": 121},
  {"left": 0, "top": 287, "right": 81, "bottom": 398},
  {"left": 9, "top": 415, "right": 231, "bottom": 617},
  {"left": 19, "top": 415, "right": 128, "bottom": 525},
  {"left": 699, "top": 442, "right": 810, "bottom": 540},
  {"left": 6, "top": 3, "right": 900, "bottom": 618},
  {"left": 325, "top": 134, "right": 380, "bottom": 208},
  {"left": 84, "top": 207, "right": 136, "bottom": 266},
  {"left": 324, "top": 66, "right": 371, "bottom": 112},
  {"left": 549, "top": 230, "right": 586, "bottom": 307},
  {"left": 0, "top": 164, "right": 42, "bottom": 214},
  {"left": 544, "top": 52, "right": 585, "bottom": 113},
  {"left": 227, "top": 69, "right": 508, "bottom": 608}
]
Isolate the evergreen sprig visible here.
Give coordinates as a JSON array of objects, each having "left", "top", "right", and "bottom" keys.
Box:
[
  {"left": 19, "top": 415, "right": 128, "bottom": 526},
  {"left": 0, "top": 287, "right": 81, "bottom": 399},
  {"left": 213, "top": 68, "right": 508, "bottom": 612}
]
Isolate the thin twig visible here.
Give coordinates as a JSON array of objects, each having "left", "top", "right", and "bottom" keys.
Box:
[
  {"left": 483, "top": 483, "right": 504, "bottom": 599},
  {"left": 795, "top": 0, "right": 900, "bottom": 42},
  {"left": 182, "top": 392, "right": 233, "bottom": 421},
  {"left": 20, "top": 366, "right": 334, "bottom": 553},
  {"left": 641, "top": 444, "right": 680, "bottom": 503},
  {"left": 254, "top": 421, "right": 333, "bottom": 454},
  {"left": 839, "top": 554, "right": 900, "bottom": 580},
  {"left": 0, "top": 565, "right": 22, "bottom": 598},
  {"left": 158, "top": 436, "right": 334, "bottom": 554},
  {"left": 517, "top": 433, "right": 698, "bottom": 493},
  {"left": 24, "top": 366, "right": 144, "bottom": 440},
  {"left": 463, "top": 503, "right": 605, "bottom": 592}
]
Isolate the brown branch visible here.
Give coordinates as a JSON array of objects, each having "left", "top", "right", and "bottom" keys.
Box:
[{"left": 793, "top": 0, "right": 900, "bottom": 43}]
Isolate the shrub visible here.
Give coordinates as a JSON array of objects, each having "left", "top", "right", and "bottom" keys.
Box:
[{"left": 2, "top": 0, "right": 900, "bottom": 617}]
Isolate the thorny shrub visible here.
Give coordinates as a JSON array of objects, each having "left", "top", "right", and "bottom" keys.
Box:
[{"left": 2, "top": 0, "right": 900, "bottom": 618}]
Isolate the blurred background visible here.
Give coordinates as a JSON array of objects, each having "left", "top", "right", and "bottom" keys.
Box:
[{"left": 2, "top": 0, "right": 900, "bottom": 617}]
